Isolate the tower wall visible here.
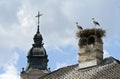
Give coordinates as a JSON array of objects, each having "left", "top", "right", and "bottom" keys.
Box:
[
  {"left": 77, "top": 29, "right": 105, "bottom": 69},
  {"left": 20, "top": 69, "right": 47, "bottom": 79}
]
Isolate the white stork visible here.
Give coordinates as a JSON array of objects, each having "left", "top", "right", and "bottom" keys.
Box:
[
  {"left": 92, "top": 18, "right": 100, "bottom": 27},
  {"left": 76, "top": 22, "right": 83, "bottom": 31}
]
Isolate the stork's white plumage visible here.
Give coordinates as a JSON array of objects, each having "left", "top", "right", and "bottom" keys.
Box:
[
  {"left": 76, "top": 22, "right": 83, "bottom": 31},
  {"left": 92, "top": 18, "right": 100, "bottom": 26}
]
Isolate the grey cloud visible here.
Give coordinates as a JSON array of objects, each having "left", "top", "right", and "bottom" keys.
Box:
[
  {"left": 0, "top": 0, "right": 21, "bottom": 27},
  {"left": 0, "top": 0, "right": 120, "bottom": 69}
]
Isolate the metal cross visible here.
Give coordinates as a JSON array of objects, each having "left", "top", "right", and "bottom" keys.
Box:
[{"left": 36, "top": 11, "right": 42, "bottom": 25}]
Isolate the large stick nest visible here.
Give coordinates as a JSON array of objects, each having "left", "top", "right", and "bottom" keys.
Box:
[{"left": 76, "top": 28, "right": 106, "bottom": 38}]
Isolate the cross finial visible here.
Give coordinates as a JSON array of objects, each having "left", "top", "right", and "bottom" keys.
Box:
[
  {"left": 36, "top": 11, "right": 42, "bottom": 25},
  {"left": 35, "top": 11, "right": 42, "bottom": 33}
]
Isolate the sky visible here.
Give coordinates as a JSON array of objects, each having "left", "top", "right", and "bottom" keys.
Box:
[{"left": 0, "top": 0, "right": 120, "bottom": 79}]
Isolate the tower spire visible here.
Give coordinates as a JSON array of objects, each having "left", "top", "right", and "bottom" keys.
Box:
[
  {"left": 35, "top": 11, "right": 42, "bottom": 33},
  {"left": 20, "top": 11, "right": 49, "bottom": 79}
]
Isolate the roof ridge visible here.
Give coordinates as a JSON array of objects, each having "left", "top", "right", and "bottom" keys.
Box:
[{"left": 100, "top": 56, "right": 120, "bottom": 65}]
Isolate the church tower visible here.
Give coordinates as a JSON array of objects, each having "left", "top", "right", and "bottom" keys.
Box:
[
  {"left": 77, "top": 28, "right": 105, "bottom": 69},
  {"left": 20, "top": 12, "right": 50, "bottom": 79}
]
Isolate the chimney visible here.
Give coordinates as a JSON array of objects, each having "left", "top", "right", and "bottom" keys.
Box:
[{"left": 77, "top": 28, "right": 105, "bottom": 69}]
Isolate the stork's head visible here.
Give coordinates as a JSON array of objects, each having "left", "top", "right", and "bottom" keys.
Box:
[
  {"left": 92, "top": 18, "right": 95, "bottom": 20},
  {"left": 76, "top": 22, "right": 78, "bottom": 25}
]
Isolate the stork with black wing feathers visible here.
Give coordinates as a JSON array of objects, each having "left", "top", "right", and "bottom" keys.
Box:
[
  {"left": 92, "top": 18, "right": 100, "bottom": 27},
  {"left": 76, "top": 22, "right": 83, "bottom": 31}
]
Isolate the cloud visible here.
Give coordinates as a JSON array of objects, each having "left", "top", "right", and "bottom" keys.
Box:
[
  {"left": 0, "top": 0, "right": 21, "bottom": 27},
  {"left": 103, "top": 50, "right": 111, "bottom": 58},
  {"left": 0, "top": 65, "right": 20, "bottom": 79},
  {"left": 0, "top": 52, "right": 20, "bottom": 79},
  {"left": 1, "top": 0, "right": 120, "bottom": 52}
]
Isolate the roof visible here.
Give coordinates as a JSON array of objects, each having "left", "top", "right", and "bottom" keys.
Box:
[{"left": 39, "top": 57, "right": 120, "bottom": 79}]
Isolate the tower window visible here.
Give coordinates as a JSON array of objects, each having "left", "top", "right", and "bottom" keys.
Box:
[{"left": 88, "top": 36, "right": 95, "bottom": 45}]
